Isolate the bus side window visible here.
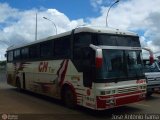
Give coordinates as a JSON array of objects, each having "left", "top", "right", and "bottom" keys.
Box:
[
  {"left": 14, "top": 49, "right": 21, "bottom": 61},
  {"left": 7, "top": 51, "right": 13, "bottom": 62},
  {"left": 29, "top": 44, "right": 40, "bottom": 59},
  {"left": 21, "top": 47, "right": 29, "bottom": 60},
  {"left": 73, "top": 33, "right": 92, "bottom": 71},
  {"left": 40, "top": 41, "right": 53, "bottom": 59},
  {"left": 54, "top": 37, "right": 71, "bottom": 59}
]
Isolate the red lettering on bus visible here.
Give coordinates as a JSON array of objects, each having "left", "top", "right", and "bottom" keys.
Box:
[
  {"left": 136, "top": 79, "right": 145, "bottom": 84},
  {"left": 43, "top": 62, "right": 48, "bottom": 72},
  {"left": 39, "top": 62, "right": 43, "bottom": 72},
  {"left": 39, "top": 62, "right": 48, "bottom": 72}
]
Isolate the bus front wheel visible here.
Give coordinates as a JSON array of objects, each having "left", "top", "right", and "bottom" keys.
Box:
[
  {"left": 63, "top": 87, "right": 76, "bottom": 108},
  {"left": 146, "top": 92, "right": 153, "bottom": 97}
]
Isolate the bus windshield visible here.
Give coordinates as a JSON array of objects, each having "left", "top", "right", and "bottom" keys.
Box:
[{"left": 96, "top": 49, "right": 144, "bottom": 83}]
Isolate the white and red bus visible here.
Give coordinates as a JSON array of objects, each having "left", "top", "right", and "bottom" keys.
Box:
[{"left": 6, "top": 26, "right": 146, "bottom": 110}]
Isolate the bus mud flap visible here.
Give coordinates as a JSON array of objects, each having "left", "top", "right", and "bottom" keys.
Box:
[{"left": 23, "top": 72, "right": 26, "bottom": 89}]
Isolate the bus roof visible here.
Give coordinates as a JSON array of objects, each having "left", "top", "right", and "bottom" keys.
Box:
[{"left": 7, "top": 26, "right": 138, "bottom": 51}]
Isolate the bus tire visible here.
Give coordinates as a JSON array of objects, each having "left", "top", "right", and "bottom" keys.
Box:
[
  {"left": 63, "top": 87, "right": 76, "bottom": 108},
  {"left": 16, "top": 77, "right": 21, "bottom": 89},
  {"left": 146, "top": 92, "right": 153, "bottom": 97}
]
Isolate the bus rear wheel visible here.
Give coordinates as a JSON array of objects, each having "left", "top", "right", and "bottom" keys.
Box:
[
  {"left": 16, "top": 78, "right": 21, "bottom": 90},
  {"left": 63, "top": 88, "right": 76, "bottom": 108}
]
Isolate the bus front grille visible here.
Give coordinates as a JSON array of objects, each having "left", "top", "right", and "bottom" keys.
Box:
[{"left": 118, "top": 86, "right": 138, "bottom": 94}]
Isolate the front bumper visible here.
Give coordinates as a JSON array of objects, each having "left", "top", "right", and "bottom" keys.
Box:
[
  {"left": 147, "top": 85, "right": 160, "bottom": 92},
  {"left": 96, "top": 91, "right": 146, "bottom": 110}
]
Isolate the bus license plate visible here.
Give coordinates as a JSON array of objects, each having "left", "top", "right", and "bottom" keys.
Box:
[{"left": 154, "top": 88, "right": 160, "bottom": 91}]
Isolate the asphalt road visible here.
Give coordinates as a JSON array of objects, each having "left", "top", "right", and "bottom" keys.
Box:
[{"left": 0, "top": 71, "right": 160, "bottom": 120}]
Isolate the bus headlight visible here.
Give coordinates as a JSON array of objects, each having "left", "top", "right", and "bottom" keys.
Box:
[
  {"left": 100, "top": 89, "right": 117, "bottom": 95},
  {"left": 138, "top": 85, "right": 146, "bottom": 90},
  {"left": 106, "top": 98, "right": 116, "bottom": 105},
  {"left": 100, "top": 90, "right": 111, "bottom": 95},
  {"left": 112, "top": 90, "right": 116, "bottom": 94},
  {"left": 100, "top": 91, "right": 106, "bottom": 95}
]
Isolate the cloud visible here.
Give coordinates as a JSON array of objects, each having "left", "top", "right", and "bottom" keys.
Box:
[
  {"left": 90, "top": 0, "right": 160, "bottom": 28},
  {"left": 90, "top": 0, "right": 112, "bottom": 11},
  {"left": 90, "top": 0, "right": 103, "bottom": 9},
  {"left": 0, "top": 3, "right": 85, "bottom": 60},
  {"left": 144, "top": 12, "right": 160, "bottom": 46},
  {"left": 89, "top": 0, "right": 160, "bottom": 56},
  {"left": 1, "top": 0, "right": 160, "bottom": 60},
  {"left": 0, "top": 3, "right": 19, "bottom": 23}
]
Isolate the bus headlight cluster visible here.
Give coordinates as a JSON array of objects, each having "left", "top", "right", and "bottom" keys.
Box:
[
  {"left": 138, "top": 85, "right": 146, "bottom": 90},
  {"left": 106, "top": 98, "right": 115, "bottom": 105},
  {"left": 100, "top": 89, "right": 117, "bottom": 95},
  {"left": 100, "top": 91, "right": 110, "bottom": 95},
  {"left": 139, "top": 93, "right": 146, "bottom": 98}
]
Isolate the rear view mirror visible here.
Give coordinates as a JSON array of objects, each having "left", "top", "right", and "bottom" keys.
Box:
[
  {"left": 149, "top": 55, "right": 154, "bottom": 64},
  {"left": 142, "top": 47, "right": 154, "bottom": 65}
]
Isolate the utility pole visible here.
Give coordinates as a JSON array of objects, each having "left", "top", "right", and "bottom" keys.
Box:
[
  {"left": 106, "top": 0, "right": 120, "bottom": 27},
  {"left": 35, "top": 13, "right": 37, "bottom": 41},
  {"left": 43, "top": 17, "right": 57, "bottom": 35}
]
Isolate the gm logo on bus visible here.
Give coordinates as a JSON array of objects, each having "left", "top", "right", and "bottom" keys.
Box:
[{"left": 39, "top": 61, "right": 48, "bottom": 72}]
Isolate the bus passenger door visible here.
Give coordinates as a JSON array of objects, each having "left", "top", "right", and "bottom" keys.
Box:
[
  {"left": 22, "top": 72, "right": 26, "bottom": 89},
  {"left": 73, "top": 47, "right": 94, "bottom": 88},
  {"left": 82, "top": 48, "right": 95, "bottom": 87}
]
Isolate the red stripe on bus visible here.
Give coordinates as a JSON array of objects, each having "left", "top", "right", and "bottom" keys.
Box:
[
  {"left": 57, "top": 60, "right": 69, "bottom": 86},
  {"left": 75, "top": 88, "right": 85, "bottom": 91},
  {"left": 115, "top": 94, "right": 144, "bottom": 106},
  {"left": 98, "top": 91, "right": 143, "bottom": 99},
  {"left": 76, "top": 93, "right": 83, "bottom": 95}
]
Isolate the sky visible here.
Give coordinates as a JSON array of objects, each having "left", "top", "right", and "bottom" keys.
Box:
[{"left": 0, "top": 0, "right": 160, "bottom": 60}]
